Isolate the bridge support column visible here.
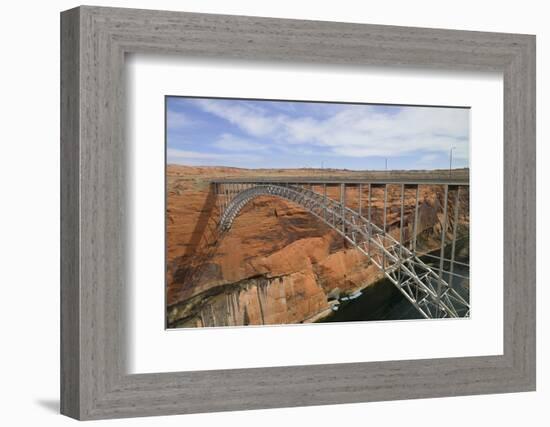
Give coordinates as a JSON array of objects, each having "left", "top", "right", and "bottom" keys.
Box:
[
  {"left": 216, "top": 183, "right": 222, "bottom": 218},
  {"left": 358, "top": 183, "right": 362, "bottom": 217},
  {"left": 368, "top": 183, "right": 372, "bottom": 259},
  {"left": 225, "top": 184, "right": 228, "bottom": 215},
  {"left": 340, "top": 183, "right": 346, "bottom": 234},
  {"left": 436, "top": 184, "right": 449, "bottom": 317},
  {"left": 383, "top": 184, "right": 388, "bottom": 272},
  {"left": 323, "top": 184, "right": 327, "bottom": 221},
  {"left": 399, "top": 184, "right": 405, "bottom": 288},
  {"left": 413, "top": 185, "right": 420, "bottom": 252},
  {"left": 448, "top": 186, "right": 461, "bottom": 290}
]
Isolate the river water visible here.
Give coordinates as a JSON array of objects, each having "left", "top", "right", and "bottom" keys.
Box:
[{"left": 320, "top": 255, "right": 470, "bottom": 323}]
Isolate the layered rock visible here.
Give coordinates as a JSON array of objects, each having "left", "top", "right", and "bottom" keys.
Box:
[{"left": 166, "top": 165, "right": 469, "bottom": 328}]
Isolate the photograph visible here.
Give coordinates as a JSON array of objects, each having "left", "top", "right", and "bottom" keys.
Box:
[{"left": 165, "top": 96, "right": 471, "bottom": 328}]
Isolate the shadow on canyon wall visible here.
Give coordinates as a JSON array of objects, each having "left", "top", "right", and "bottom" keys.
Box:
[{"left": 169, "top": 184, "right": 223, "bottom": 300}]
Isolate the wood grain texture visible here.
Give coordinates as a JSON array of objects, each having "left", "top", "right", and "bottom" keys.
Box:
[
  {"left": 60, "top": 7, "right": 80, "bottom": 419},
  {"left": 60, "top": 5, "right": 536, "bottom": 420}
]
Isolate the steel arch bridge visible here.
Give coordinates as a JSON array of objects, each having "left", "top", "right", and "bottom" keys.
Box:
[{"left": 213, "top": 179, "right": 470, "bottom": 320}]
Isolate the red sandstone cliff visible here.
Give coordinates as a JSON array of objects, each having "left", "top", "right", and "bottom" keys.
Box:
[{"left": 166, "top": 165, "right": 469, "bottom": 328}]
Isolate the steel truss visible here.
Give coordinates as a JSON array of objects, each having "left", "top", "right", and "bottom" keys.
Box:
[{"left": 216, "top": 182, "right": 469, "bottom": 319}]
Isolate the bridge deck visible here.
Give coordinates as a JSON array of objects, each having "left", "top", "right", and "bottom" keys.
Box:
[{"left": 211, "top": 177, "right": 469, "bottom": 185}]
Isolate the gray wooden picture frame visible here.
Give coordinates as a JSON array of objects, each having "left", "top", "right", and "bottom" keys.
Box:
[{"left": 60, "top": 5, "right": 536, "bottom": 420}]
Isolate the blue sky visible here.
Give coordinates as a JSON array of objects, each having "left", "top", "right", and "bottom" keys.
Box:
[{"left": 166, "top": 97, "right": 469, "bottom": 170}]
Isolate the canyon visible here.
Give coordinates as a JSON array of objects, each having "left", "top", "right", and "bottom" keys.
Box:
[{"left": 166, "top": 165, "right": 469, "bottom": 328}]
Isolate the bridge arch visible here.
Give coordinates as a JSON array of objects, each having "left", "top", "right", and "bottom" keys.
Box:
[
  {"left": 215, "top": 182, "right": 470, "bottom": 319},
  {"left": 219, "top": 184, "right": 333, "bottom": 231}
]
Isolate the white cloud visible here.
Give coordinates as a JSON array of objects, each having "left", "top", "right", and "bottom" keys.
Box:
[
  {"left": 193, "top": 100, "right": 469, "bottom": 160},
  {"left": 195, "top": 99, "right": 281, "bottom": 137},
  {"left": 418, "top": 153, "right": 440, "bottom": 164},
  {"left": 167, "top": 148, "right": 262, "bottom": 165},
  {"left": 166, "top": 110, "right": 200, "bottom": 130},
  {"left": 212, "top": 133, "right": 268, "bottom": 152}
]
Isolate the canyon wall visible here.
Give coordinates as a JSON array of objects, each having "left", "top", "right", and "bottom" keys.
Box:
[{"left": 166, "top": 165, "right": 469, "bottom": 328}]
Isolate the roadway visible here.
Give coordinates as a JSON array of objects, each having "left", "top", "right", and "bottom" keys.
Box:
[{"left": 211, "top": 176, "right": 470, "bottom": 186}]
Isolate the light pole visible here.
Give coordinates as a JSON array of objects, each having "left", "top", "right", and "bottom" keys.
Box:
[
  {"left": 385, "top": 158, "right": 388, "bottom": 171},
  {"left": 449, "top": 146, "right": 456, "bottom": 177}
]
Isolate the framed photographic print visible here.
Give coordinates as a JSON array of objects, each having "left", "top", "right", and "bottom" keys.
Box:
[
  {"left": 61, "top": 6, "right": 536, "bottom": 420},
  {"left": 165, "top": 96, "right": 471, "bottom": 329}
]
